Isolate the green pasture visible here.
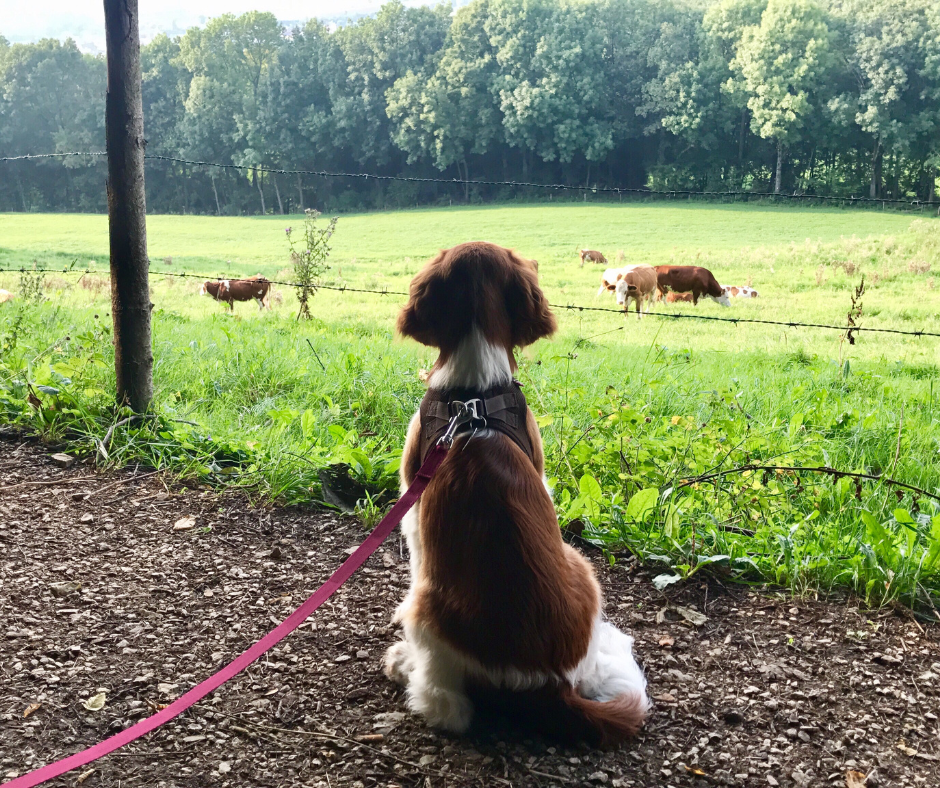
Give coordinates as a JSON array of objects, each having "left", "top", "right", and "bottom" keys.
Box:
[{"left": 1, "top": 202, "right": 939, "bottom": 609}]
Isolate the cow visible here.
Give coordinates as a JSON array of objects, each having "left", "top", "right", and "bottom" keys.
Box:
[
  {"left": 722, "top": 285, "right": 759, "bottom": 299},
  {"left": 614, "top": 264, "right": 658, "bottom": 318},
  {"left": 597, "top": 266, "right": 633, "bottom": 297},
  {"left": 579, "top": 249, "right": 607, "bottom": 267},
  {"left": 664, "top": 291, "right": 694, "bottom": 303},
  {"left": 654, "top": 265, "right": 730, "bottom": 306},
  {"left": 0, "top": 289, "right": 15, "bottom": 303},
  {"left": 200, "top": 274, "right": 271, "bottom": 311}
]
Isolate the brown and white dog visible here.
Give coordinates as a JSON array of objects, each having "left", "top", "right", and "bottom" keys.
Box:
[{"left": 385, "top": 241, "right": 649, "bottom": 744}]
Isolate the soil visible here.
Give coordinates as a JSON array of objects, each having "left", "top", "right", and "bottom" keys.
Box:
[{"left": 0, "top": 436, "right": 938, "bottom": 788}]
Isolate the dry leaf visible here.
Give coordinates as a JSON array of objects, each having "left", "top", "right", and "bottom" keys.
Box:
[
  {"left": 845, "top": 770, "right": 867, "bottom": 788},
  {"left": 173, "top": 516, "right": 196, "bottom": 531},
  {"left": 683, "top": 766, "right": 706, "bottom": 776},
  {"left": 652, "top": 693, "right": 676, "bottom": 703},
  {"left": 76, "top": 769, "right": 96, "bottom": 785},
  {"left": 659, "top": 635, "right": 675, "bottom": 648},
  {"left": 897, "top": 741, "right": 918, "bottom": 757},
  {"left": 23, "top": 703, "right": 41, "bottom": 718},
  {"left": 82, "top": 691, "right": 106, "bottom": 711},
  {"left": 673, "top": 604, "right": 708, "bottom": 627}
]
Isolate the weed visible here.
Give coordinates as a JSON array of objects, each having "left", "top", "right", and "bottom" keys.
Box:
[{"left": 287, "top": 209, "right": 337, "bottom": 321}]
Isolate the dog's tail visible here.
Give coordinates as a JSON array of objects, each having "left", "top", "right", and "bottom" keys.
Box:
[
  {"left": 467, "top": 680, "right": 648, "bottom": 746},
  {"left": 558, "top": 684, "right": 648, "bottom": 745}
]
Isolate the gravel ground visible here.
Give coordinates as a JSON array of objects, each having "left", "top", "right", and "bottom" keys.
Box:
[{"left": 1, "top": 436, "right": 938, "bottom": 788}]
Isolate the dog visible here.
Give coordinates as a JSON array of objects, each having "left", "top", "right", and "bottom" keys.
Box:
[{"left": 385, "top": 241, "right": 649, "bottom": 744}]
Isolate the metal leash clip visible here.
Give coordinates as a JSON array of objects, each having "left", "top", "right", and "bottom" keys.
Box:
[
  {"left": 438, "top": 399, "right": 486, "bottom": 447},
  {"left": 439, "top": 400, "right": 473, "bottom": 447}
]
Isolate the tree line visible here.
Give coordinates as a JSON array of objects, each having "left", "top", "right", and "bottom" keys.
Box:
[{"left": 1, "top": 0, "right": 938, "bottom": 215}]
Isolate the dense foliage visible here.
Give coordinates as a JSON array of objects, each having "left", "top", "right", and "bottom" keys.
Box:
[{"left": 1, "top": 0, "right": 939, "bottom": 212}]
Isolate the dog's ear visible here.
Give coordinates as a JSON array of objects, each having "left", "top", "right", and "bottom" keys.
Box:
[
  {"left": 397, "top": 250, "right": 473, "bottom": 350},
  {"left": 505, "top": 251, "right": 556, "bottom": 348}
]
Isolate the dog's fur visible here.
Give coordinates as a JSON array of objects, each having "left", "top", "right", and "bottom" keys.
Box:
[{"left": 385, "top": 241, "right": 649, "bottom": 745}]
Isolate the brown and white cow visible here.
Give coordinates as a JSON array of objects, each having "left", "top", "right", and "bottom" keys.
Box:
[
  {"left": 579, "top": 249, "right": 607, "bottom": 267},
  {"left": 664, "top": 291, "right": 694, "bottom": 303},
  {"left": 201, "top": 274, "right": 271, "bottom": 311},
  {"left": 721, "top": 285, "right": 759, "bottom": 299},
  {"left": 654, "top": 265, "right": 730, "bottom": 307},
  {"left": 614, "top": 264, "right": 658, "bottom": 318},
  {"left": 597, "top": 266, "right": 633, "bottom": 297}
]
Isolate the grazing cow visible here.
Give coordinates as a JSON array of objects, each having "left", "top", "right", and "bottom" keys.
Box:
[
  {"left": 596, "top": 266, "right": 633, "bottom": 297},
  {"left": 579, "top": 249, "right": 607, "bottom": 267},
  {"left": 722, "top": 285, "right": 759, "bottom": 299},
  {"left": 664, "top": 291, "right": 694, "bottom": 303},
  {"left": 654, "top": 265, "right": 730, "bottom": 307},
  {"left": 615, "top": 264, "right": 658, "bottom": 318},
  {"left": 201, "top": 274, "right": 271, "bottom": 311},
  {"left": 0, "top": 289, "right": 15, "bottom": 303}
]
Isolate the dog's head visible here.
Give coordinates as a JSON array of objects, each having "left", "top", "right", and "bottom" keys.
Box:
[{"left": 398, "top": 242, "right": 556, "bottom": 354}]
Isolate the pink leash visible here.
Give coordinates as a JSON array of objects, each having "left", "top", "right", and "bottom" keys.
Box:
[{"left": 3, "top": 443, "right": 451, "bottom": 788}]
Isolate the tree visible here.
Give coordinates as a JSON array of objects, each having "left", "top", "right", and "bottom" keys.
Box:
[
  {"left": 333, "top": 1, "right": 450, "bottom": 168},
  {"left": 731, "top": 0, "right": 834, "bottom": 193},
  {"left": 178, "top": 12, "right": 283, "bottom": 213},
  {"left": 834, "top": 0, "right": 940, "bottom": 198},
  {"left": 386, "top": 0, "right": 503, "bottom": 184}
]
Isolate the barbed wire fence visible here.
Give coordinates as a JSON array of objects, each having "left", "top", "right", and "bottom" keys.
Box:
[
  {"left": 3, "top": 265, "right": 939, "bottom": 340},
  {"left": 3, "top": 151, "right": 940, "bottom": 209}
]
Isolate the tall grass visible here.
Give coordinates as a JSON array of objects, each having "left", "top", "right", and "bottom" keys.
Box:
[{"left": 0, "top": 204, "right": 938, "bottom": 611}]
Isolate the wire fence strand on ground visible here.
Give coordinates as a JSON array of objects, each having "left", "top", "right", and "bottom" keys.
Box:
[
  {"left": 3, "top": 151, "right": 939, "bottom": 207},
  {"left": 5, "top": 265, "right": 939, "bottom": 339}
]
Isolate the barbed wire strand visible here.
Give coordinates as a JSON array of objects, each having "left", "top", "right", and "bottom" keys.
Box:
[
  {"left": 6, "top": 266, "right": 939, "bottom": 338},
  {"left": 2, "top": 151, "right": 938, "bottom": 206}
]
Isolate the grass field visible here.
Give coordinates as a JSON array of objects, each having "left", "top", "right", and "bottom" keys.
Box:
[{"left": 1, "top": 202, "right": 939, "bottom": 609}]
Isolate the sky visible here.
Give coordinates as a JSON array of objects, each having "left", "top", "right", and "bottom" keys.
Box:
[{"left": 0, "top": 1, "right": 438, "bottom": 52}]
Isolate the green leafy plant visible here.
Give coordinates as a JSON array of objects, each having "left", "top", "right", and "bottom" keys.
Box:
[{"left": 286, "top": 209, "right": 337, "bottom": 321}]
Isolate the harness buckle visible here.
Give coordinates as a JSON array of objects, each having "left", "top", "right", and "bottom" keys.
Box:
[{"left": 439, "top": 399, "right": 486, "bottom": 447}]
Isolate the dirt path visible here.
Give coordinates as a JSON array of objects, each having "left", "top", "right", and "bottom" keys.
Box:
[{"left": 0, "top": 437, "right": 937, "bottom": 788}]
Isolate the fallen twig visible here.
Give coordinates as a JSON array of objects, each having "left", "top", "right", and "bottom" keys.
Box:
[
  {"left": 83, "top": 470, "right": 161, "bottom": 500},
  {"left": 0, "top": 476, "right": 97, "bottom": 492},
  {"left": 675, "top": 464, "right": 940, "bottom": 502},
  {"left": 527, "top": 766, "right": 578, "bottom": 784}
]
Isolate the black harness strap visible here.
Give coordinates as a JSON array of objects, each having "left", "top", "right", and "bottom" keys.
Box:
[{"left": 418, "top": 380, "right": 534, "bottom": 465}]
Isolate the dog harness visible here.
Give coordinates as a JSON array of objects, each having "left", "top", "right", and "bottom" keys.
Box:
[{"left": 418, "top": 380, "right": 534, "bottom": 465}]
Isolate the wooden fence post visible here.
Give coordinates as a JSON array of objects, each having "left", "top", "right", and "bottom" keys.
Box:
[{"left": 104, "top": 0, "right": 153, "bottom": 411}]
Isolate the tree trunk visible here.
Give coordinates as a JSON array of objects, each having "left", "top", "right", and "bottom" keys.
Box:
[
  {"left": 804, "top": 146, "right": 816, "bottom": 192},
  {"left": 774, "top": 141, "right": 784, "bottom": 194},
  {"left": 104, "top": 0, "right": 153, "bottom": 412},
  {"left": 210, "top": 173, "right": 221, "bottom": 216},
  {"left": 738, "top": 108, "right": 747, "bottom": 165},
  {"left": 13, "top": 168, "right": 28, "bottom": 211},
  {"left": 273, "top": 172, "right": 284, "bottom": 214},
  {"left": 462, "top": 159, "right": 470, "bottom": 202},
  {"left": 296, "top": 172, "right": 304, "bottom": 211},
  {"left": 929, "top": 167, "right": 936, "bottom": 204},
  {"left": 255, "top": 168, "right": 266, "bottom": 214},
  {"left": 870, "top": 140, "right": 882, "bottom": 199}
]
